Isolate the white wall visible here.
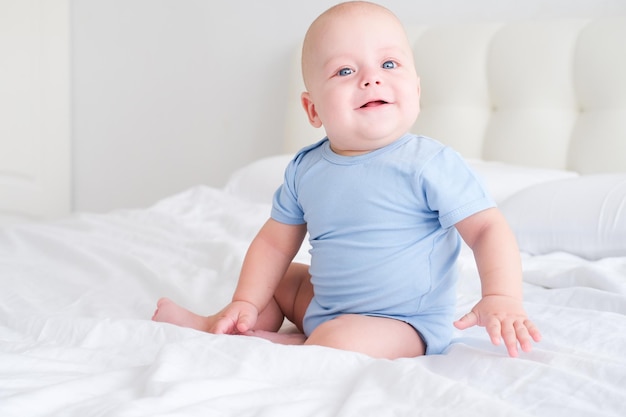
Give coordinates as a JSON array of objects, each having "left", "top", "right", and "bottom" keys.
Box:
[
  {"left": 0, "top": 0, "right": 71, "bottom": 225},
  {"left": 71, "top": 0, "right": 626, "bottom": 213}
]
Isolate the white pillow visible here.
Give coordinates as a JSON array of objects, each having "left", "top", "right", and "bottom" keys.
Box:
[
  {"left": 225, "top": 156, "right": 579, "bottom": 206},
  {"left": 499, "top": 174, "right": 626, "bottom": 260},
  {"left": 224, "top": 154, "right": 293, "bottom": 204},
  {"left": 465, "top": 159, "right": 578, "bottom": 203}
]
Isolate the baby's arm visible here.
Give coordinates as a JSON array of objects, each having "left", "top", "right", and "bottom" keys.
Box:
[
  {"left": 212, "top": 218, "right": 307, "bottom": 334},
  {"left": 453, "top": 207, "right": 541, "bottom": 357}
]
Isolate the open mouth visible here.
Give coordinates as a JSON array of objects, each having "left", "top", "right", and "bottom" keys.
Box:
[{"left": 360, "top": 100, "right": 388, "bottom": 108}]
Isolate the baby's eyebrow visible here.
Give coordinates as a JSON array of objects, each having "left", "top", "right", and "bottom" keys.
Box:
[
  {"left": 322, "top": 55, "right": 352, "bottom": 69},
  {"left": 320, "top": 58, "right": 354, "bottom": 78},
  {"left": 318, "top": 45, "right": 412, "bottom": 75},
  {"left": 377, "top": 46, "right": 411, "bottom": 59},
  {"left": 323, "top": 47, "right": 406, "bottom": 66}
]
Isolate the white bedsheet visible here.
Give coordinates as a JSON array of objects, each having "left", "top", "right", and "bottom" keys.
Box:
[{"left": 1, "top": 186, "right": 625, "bottom": 416}]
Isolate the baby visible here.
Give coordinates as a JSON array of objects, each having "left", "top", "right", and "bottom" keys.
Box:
[{"left": 153, "top": 1, "right": 541, "bottom": 359}]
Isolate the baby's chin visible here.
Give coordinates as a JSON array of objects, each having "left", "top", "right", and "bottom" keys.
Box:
[{"left": 327, "top": 134, "right": 407, "bottom": 156}]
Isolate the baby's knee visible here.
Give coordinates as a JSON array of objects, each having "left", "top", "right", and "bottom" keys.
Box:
[
  {"left": 275, "top": 263, "right": 313, "bottom": 330},
  {"left": 304, "top": 315, "right": 363, "bottom": 351},
  {"left": 304, "top": 314, "right": 425, "bottom": 358}
]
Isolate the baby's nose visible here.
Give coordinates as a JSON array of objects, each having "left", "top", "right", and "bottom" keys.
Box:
[
  {"left": 360, "top": 69, "right": 382, "bottom": 88},
  {"left": 362, "top": 79, "right": 381, "bottom": 87}
]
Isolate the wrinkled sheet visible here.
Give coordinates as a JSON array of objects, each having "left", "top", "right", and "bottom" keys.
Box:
[{"left": 1, "top": 186, "right": 625, "bottom": 417}]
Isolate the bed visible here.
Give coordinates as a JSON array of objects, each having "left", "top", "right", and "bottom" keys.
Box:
[{"left": 2, "top": 17, "right": 626, "bottom": 417}]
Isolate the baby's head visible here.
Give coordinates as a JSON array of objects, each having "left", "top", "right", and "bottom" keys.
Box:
[{"left": 300, "top": 1, "right": 420, "bottom": 155}]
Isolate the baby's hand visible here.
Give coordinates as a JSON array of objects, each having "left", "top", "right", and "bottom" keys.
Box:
[
  {"left": 210, "top": 300, "right": 259, "bottom": 335},
  {"left": 454, "top": 295, "right": 542, "bottom": 357}
]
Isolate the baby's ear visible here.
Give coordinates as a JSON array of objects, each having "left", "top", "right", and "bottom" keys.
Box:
[
  {"left": 415, "top": 76, "right": 422, "bottom": 115},
  {"left": 416, "top": 76, "right": 421, "bottom": 98},
  {"left": 301, "top": 92, "right": 323, "bottom": 128}
]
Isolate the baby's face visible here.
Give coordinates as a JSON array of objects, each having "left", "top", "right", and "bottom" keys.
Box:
[{"left": 301, "top": 6, "right": 420, "bottom": 155}]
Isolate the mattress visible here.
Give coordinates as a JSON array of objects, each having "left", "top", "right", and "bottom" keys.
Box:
[{"left": 1, "top": 157, "right": 625, "bottom": 416}]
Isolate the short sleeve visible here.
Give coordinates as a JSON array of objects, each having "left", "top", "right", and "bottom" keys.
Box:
[
  {"left": 271, "top": 156, "right": 306, "bottom": 225},
  {"left": 420, "top": 147, "right": 495, "bottom": 229}
]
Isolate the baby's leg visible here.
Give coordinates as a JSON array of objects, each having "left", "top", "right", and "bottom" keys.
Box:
[
  {"left": 305, "top": 314, "right": 426, "bottom": 359},
  {"left": 272, "top": 262, "right": 314, "bottom": 332},
  {"left": 241, "top": 262, "right": 313, "bottom": 345},
  {"left": 152, "top": 297, "right": 285, "bottom": 333},
  {"left": 152, "top": 262, "right": 313, "bottom": 336},
  {"left": 152, "top": 298, "right": 215, "bottom": 331}
]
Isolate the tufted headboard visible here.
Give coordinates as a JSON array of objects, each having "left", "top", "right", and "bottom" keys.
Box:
[{"left": 283, "top": 18, "right": 626, "bottom": 173}]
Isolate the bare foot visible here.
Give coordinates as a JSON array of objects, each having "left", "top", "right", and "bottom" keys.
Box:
[
  {"left": 244, "top": 329, "right": 307, "bottom": 345},
  {"left": 152, "top": 298, "right": 307, "bottom": 346},
  {"left": 152, "top": 297, "right": 215, "bottom": 332}
]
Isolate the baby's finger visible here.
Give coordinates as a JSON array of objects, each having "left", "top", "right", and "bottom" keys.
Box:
[
  {"left": 525, "top": 319, "right": 542, "bottom": 343},
  {"left": 512, "top": 321, "right": 534, "bottom": 353},
  {"left": 486, "top": 318, "right": 503, "bottom": 346},
  {"left": 501, "top": 320, "right": 522, "bottom": 357},
  {"left": 453, "top": 311, "right": 478, "bottom": 330},
  {"left": 211, "top": 316, "right": 236, "bottom": 334},
  {"left": 235, "top": 310, "right": 257, "bottom": 333}
]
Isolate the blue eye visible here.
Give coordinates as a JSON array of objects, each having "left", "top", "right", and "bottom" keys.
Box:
[
  {"left": 338, "top": 67, "right": 353, "bottom": 76},
  {"left": 382, "top": 60, "right": 397, "bottom": 69}
]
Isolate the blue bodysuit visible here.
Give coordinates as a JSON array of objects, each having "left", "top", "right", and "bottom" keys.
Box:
[{"left": 271, "top": 134, "right": 495, "bottom": 354}]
